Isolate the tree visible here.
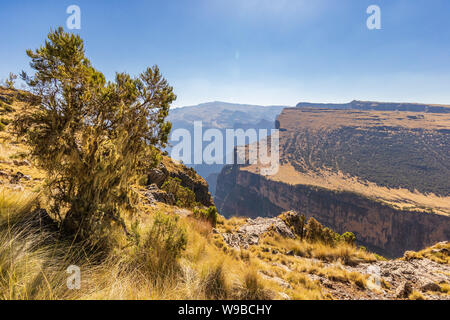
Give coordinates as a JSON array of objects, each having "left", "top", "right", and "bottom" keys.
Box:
[
  {"left": 14, "top": 27, "right": 176, "bottom": 240},
  {"left": 5, "top": 72, "right": 17, "bottom": 89}
]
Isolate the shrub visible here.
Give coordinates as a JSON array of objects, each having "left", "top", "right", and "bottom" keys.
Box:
[
  {"left": 304, "top": 217, "right": 357, "bottom": 246},
  {"left": 13, "top": 27, "right": 175, "bottom": 240},
  {"left": 280, "top": 211, "right": 306, "bottom": 239},
  {"left": 341, "top": 232, "right": 356, "bottom": 246},
  {"left": 5, "top": 73, "right": 17, "bottom": 89},
  {"left": 193, "top": 206, "right": 218, "bottom": 227},
  {"left": 161, "top": 177, "right": 197, "bottom": 208}
]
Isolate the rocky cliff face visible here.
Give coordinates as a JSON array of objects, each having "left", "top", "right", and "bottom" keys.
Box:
[{"left": 215, "top": 166, "right": 450, "bottom": 257}]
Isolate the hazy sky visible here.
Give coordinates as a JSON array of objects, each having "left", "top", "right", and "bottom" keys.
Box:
[{"left": 1, "top": 0, "right": 450, "bottom": 107}]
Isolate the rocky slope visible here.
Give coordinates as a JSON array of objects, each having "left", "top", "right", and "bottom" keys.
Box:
[{"left": 214, "top": 211, "right": 450, "bottom": 300}]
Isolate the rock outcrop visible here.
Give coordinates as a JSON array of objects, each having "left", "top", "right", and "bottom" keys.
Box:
[
  {"left": 220, "top": 214, "right": 296, "bottom": 249},
  {"left": 147, "top": 156, "right": 214, "bottom": 207}
]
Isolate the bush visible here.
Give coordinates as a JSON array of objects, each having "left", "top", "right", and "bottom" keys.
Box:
[
  {"left": 193, "top": 206, "right": 218, "bottom": 227},
  {"left": 5, "top": 73, "right": 17, "bottom": 89},
  {"left": 304, "top": 217, "right": 356, "bottom": 246},
  {"left": 280, "top": 211, "right": 306, "bottom": 239},
  {"left": 161, "top": 177, "right": 197, "bottom": 208},
  {"left": 136, "top": 213, "right": 187, "bottom": 278},
  {"left": 341, "top": 232, "right": 356, "bottom": 246}
]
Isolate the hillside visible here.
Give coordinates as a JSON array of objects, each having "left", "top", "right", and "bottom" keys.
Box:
[
  {"left": 2, "top": 86, "right": 449, "bottom": 300},
  {"left": 215, "top": 107, "right": 450, "bottom": 257}
]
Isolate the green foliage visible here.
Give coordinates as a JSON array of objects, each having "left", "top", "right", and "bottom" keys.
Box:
[
  {"left": 280, "top": 211, "right": 306, "bottom": 239},
  {"left": 193, "top": 206, "right": 218, "bottom": 227},
  {"left": 0, "top": 122, "right": 4, "bottom": 132},
  {"left": 13, "top": 27, "right": 176, "bottom": 240},
  {"left": 5, "top": 73, "right": 17, "bottom": 89},
  {"left": 136, "top": 212, "right": 187, "bottom": 277},
  {"left": 341, "top": 232, "right": 356, "bottom": 245},
  {"left": 304, "top": 217, "right": 356, "bottom": 246},
  {"left": 161, "top": 177, "right": 196, "bottom": 208}
]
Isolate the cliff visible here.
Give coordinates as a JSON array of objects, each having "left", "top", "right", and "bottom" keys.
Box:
[
  {"left": 215, "top": 166, "right": 449, "bottom": 257},
  {"left": 215, "top": 107, "right": 450, "bottom": 257}
]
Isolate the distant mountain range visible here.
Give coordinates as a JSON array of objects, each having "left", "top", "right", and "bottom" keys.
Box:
[{"left": 167, "top": 102, "right": 288, "bottom": 194}]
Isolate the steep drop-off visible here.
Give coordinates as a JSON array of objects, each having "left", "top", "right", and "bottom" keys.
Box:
[
  {"left": 215, "top": 166, "right": 449, "bottom": 257},
  {"left": 215, "top": 107, "right": 450, "bottom": 257}
]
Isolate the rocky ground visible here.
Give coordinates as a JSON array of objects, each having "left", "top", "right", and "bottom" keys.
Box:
[{"left": 215, "top": 213, "right": 450, "bottom": 300}]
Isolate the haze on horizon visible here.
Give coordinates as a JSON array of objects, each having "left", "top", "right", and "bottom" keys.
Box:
[{"left": 1, "top": 0, "right": 450, "bottom": 107}]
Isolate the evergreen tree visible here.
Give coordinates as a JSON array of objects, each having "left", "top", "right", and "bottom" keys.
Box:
[{"left": 14, "top": 27, "right": 176, "bottom": 239}]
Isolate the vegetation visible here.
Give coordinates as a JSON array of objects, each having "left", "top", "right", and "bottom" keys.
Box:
[
  {"left": 287, "top": 126, "right": 450, "bottom": 196},
  {"left": 0, "top": 28, "right": 447, "bottom": 301},
  {"left": 403, "top": 242, "right": 450, "bottom": 264},
  {"left": 5, "top": 72, "right": 17, "bottom": 89},
  {"left": 193, "top": 206, "right": 218, "bottom": 227},
  {"left": 161, "top": 177, "right": 197, "bottom": 208},
  {"left": 13, "top": 27, "right": 175, "bottom": 240}
]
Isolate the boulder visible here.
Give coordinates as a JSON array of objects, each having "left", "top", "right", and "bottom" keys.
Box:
[
  {"left": 144, "top": 184, "right": 175, "bottom": 205},
  {"left": 395, "top": 281, "right": 413, "bottom": 298},
  {"left": 421, "top": 282, "right": 441, "bottom": 293}
]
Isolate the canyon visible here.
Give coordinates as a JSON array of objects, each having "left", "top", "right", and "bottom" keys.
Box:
[{"left": 215, "top": 106, "right": 450, "bottom": 257}]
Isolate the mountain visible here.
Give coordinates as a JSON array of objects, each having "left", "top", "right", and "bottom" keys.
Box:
[
  {"left": 167, "top": 102, "right": 287, "bottom": 194},
  {"left": 215, "top": 106, "right": 450, "bottom": 257}
]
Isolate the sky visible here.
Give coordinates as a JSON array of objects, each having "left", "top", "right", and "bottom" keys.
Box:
[{"left": 1, "top": 0, "right": 450, "bottom": 107}]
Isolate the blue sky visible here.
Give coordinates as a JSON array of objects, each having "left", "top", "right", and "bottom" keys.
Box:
[{"left": 1, "top": 0, "right": 450, "bottom": 107}]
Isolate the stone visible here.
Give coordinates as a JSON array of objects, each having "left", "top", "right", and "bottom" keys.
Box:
[
  {"left": 421, "top": 282, "right": 441, "bottom": 293},
  {"left": 143, "top": 184, "right": 175, "bottom": 205},
  {"left": 395, "top": 281, "right": 413, "bottom": 298},
  {"left": 13, "top": 159, "right": 31, "bottom": 166},
  {"left": 221, "top": 215, "right": 296, "bottom": 249}
]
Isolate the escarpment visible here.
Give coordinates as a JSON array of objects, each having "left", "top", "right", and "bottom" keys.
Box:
[
  {"left": 215, "top": 167, "right": 449, "bottom": 257},
  {"left": 215, "top": 107, "right": 450, "bottom": 257}
]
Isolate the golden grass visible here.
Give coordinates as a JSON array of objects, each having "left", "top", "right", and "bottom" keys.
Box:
[
  {"left": 403, "top": 242, "right": 450, "bottom": 264},
  {"left": 408, "top": 290, "right": 425, "bottom": 300}
]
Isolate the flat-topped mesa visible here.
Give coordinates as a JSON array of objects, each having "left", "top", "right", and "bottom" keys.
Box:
[{"left": 295, "top": 100, "right": 450, "bottom": 113}]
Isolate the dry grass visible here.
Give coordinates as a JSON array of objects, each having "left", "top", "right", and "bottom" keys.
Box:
[
  {"left": 0, "top": 186, "right": 329, "bottom": 300},
  {"left": 403, "top": 242, "right": 450, "bottom": 264},
  {"left": 408, "top": 290, "right": 425, "bottom": 300},
  {"left": 259, "top": 233, "right": 379, "bottom": 265}
]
